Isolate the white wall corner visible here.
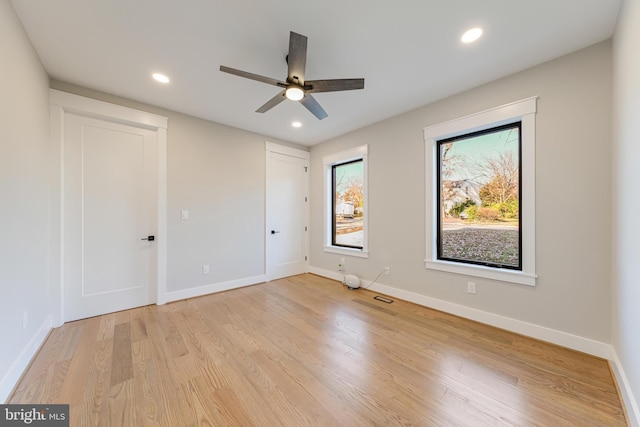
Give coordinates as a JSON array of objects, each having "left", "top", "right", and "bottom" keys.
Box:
[
  {"left": 0, "top": 316, "right": 52, "bottom": 403},
  {"left": 609, "top": 347, "right": 640, "bottom": 427}
]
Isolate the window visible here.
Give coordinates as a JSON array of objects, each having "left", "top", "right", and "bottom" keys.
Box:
[
  {"left": 424, "top": 98, "right": 537, "bottom": 286},
  {"left": 438, "top": 122, "right": 521, "bottom": 270},
  {"left": 332, "top": 159, "right": 364, "bottom": 249},
  {"left": 324, "top": 145, "right": 368, "bottom": 258}
]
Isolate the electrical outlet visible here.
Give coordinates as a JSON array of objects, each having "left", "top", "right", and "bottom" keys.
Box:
[
  {"left": 467, "top": 281, "right": 476, "bottom": 294},
  {"left": 338, "top": 257, "right": 346, "bottom": 272},
  {"left": 384, "top": 266, "right": 390, "bottom": 275},
  {"left": 202, "top": 265, "right": 210, "bottom": 275},
  {"left": 181, "top": 210, "right": 189, "bottom": 220}
]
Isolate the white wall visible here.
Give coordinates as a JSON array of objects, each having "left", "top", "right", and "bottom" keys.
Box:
[
  {"left": 0, "top": 0, "right": 52, "bottom": 402},
  {"left": 49, "top": 80, "right": 306, "bottom": 301},
  {"left": 310, "top": 41, "right": 613, "bottom": 348},
  {"left": 613, "top": 0, "right": 640, "bottom": 423},
  {"left": 165, "top": 113, "right": 266, "bottom": 294}
]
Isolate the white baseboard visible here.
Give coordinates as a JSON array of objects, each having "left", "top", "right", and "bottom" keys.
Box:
[
  {"left": 0, "top": 316, "right": 52, "bottom": 403},
  {"left": 609, "top": 348, "right": 640, "bottom": 426},
  {"left": 162, "top": 274, "right": 267, "bottom": 304},
  {"left": 309, "top": 266, "right": 344, "bottom": 283},
  {"left": 309, "top": 267, "right": 610, "bottom": 358}
]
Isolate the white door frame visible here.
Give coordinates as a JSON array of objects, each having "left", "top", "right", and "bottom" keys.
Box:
[
  {"left": 265, "top": 141, "right": 310, "bottom": 281},
  {"left": 49, "top": 89, "right": 168, "bottom": 327}
]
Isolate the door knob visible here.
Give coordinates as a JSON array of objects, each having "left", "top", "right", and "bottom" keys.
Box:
[
  {"left": 141, "top": 235, "right": 155, "bottom": 241},
  {"left": 271, "top": 230, "right": 280, "bottom": 234}
]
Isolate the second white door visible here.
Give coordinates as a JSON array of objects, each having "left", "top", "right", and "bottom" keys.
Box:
[{"left": 266, "top": 145, "right": 309, "bottom": 281}]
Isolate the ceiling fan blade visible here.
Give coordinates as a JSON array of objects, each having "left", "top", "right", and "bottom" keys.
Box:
[
  {"left": 287, "top": 32, "right": 307, "bottom": 84},
  {"left": 256, "top": 90, "right": 287, "bottom": 113},
  {"left": 220, "top": 65, "right": 285, "bottom": 87},
  {"left": 305, "top": 78, "right": 365, "bottom": 93},
  {"left": 300, "top": 94, "right": 328, "bottom": 120}
]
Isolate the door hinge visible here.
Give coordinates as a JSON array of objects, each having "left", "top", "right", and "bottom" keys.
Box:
[
  {"left": 304, "top": 196, "right": 308, "bottom": 202},
  {"left": 304, "top": 166, "right": 308, "bottom": 172},
  {"left": 305, "top": 226, "right": 307, "bottom": 231},
  {"left": 305, "top": 256, "right": 307, "bottom": 261}
]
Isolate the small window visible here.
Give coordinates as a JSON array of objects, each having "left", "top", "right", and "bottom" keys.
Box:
[
  {"left": 332, "top": 159, "right": 364, "bottom": 249},
  {"left": 324, "top": 145, "right": 368, "bottom": 258},
  {"left": 437, "top": 122, "right": 521, "bottom": 270}
]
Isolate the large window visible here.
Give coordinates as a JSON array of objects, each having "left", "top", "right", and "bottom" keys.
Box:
[
  {"left": 437, "top": 122, "right": 521, "bottom": 270},
  {"left": 424, "top": 97, "right": 537, "bottom": 286},
  {"left": 324, "top": 145, "right": 368, "bottom": 258}
]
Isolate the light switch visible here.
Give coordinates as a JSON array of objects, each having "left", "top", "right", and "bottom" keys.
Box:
[{"left": 181, "top": 210, "right": 189, "bottom": 220}]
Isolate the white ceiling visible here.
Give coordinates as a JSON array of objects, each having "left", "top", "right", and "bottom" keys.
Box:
[{"left": 11, "top": 0, "right": 621, "bottom": 146}]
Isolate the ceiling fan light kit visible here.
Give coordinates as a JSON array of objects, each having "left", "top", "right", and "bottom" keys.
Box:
[
  {"left": 285, "top": 86, "right": 304, "bottom": 101},
  {"left": 220, "top": 31, "right": 365, "bottom": 120}
]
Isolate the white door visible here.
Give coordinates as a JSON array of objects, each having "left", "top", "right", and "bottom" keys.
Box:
[
  {"left": 63, "top": 113, "right": 158, "bottom": 321},
  {"left": 266, "top": 143, "right": 309, "bottom": 281}
]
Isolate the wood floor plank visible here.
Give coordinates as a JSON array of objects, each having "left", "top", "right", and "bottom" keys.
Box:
[
  {"left": 111, "top": 323, "right": 133, "bottom": 386},
  {"left": 72, "top": 325, "right": 113, "bottom": 427},
  {"left": 142, "top": 317, "right": 195, "bottom": 426},
  {"left": 9, "top": 274, "right": 628, "bottom": 426},
  {"left": 104, "top": 379, "right": 135, "bottom": 427},
  {"left": 131, "top": 337, "right": 172, "bottom": 427}
]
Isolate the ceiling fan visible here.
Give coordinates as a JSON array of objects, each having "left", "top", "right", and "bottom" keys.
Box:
[{"left": 220, "top": 31, "right": 365, "bottom": 120}]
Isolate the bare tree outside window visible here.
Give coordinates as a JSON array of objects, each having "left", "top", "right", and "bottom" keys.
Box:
[
  {"left": 332, "top": 160, "right": 364, "bottom": 249},
  {"left": 437, "top": 122, "right": 521, "bottom": 269}
]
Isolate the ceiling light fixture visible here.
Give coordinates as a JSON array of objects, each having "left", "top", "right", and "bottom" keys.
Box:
[
  {"left": 292, "top": 121, "right": 302, "bottom": 128},
  {"left": 152, "top": 73, "right": 170, "bottom": 83},
  {"left": 461, "top": 28, "right": 483, "bottom": 44},
  {"left": 285, "top": 86, "right": 304, "bottom": 101}
]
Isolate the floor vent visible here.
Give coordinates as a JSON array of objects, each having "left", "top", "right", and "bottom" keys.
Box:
[{"left": 374, "top": 295, "right": 393, "bottom": 304}]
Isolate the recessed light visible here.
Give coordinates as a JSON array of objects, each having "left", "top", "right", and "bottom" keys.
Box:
[
  {"left": 152, "top": 73, "right": 170, "bottom": 83},
  {"left": 292, "top": 121, "right": 302, "bottom": 128},
  {"left": 461, "top": 27, "right": 483, "bottom": 44}
]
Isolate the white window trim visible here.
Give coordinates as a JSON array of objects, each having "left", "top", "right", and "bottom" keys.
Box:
[
  {"left": 323, "top": 145, "right": 369, "bottom": 258},
  {"left": 423, "top": 97, "right": 537, "bottom": 286}
]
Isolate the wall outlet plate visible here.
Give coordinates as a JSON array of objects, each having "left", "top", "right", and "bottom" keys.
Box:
[{"left": 467, "top": 281, "right": 476, "bottom": 294}]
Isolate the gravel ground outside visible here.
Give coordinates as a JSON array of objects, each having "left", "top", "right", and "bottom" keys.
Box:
[{"left": 441, "top": 227, "right": 519, "bottom": 267}]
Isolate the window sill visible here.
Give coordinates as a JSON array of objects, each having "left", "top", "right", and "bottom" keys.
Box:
[
  {"left": 324, "top": 246, "right": 369, "bottom": 258},
  {"left": 425, "top": 259, "right": 536, "bottom": 286}
]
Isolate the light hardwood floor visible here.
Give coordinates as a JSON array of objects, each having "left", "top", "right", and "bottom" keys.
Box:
[{"left": 10, "top": 274, "right": 627, "bottom": 426}]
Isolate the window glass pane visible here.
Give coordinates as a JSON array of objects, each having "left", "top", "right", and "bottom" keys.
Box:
[
  {"left": 332, "top": 160, "right": 364, "bottom": 249},
  {"left": 438, "top": 123, "right": 521, "bottom": 270}
]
